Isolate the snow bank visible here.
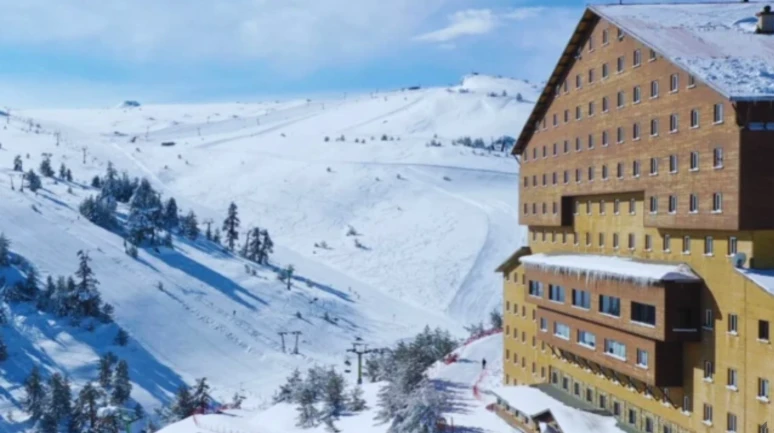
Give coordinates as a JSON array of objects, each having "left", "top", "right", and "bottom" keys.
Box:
[
  {"left": 592, "top": 2, "right": 774, "bottom": 100},
  {"left": 520, "top": 253, "right": 700, "bottom": 285}
]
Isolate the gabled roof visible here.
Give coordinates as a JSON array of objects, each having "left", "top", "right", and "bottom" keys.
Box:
[
  {"left": 514, "top": 1, "right": 774, "bottom": 155},
  {"left": 495, "top": 246, "right": 532, "bottom": 273}
]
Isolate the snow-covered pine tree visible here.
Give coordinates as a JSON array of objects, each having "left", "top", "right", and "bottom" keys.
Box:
[
  {"left": 322, "top": 368, "right": 345, "bottom": 418},
  {"left": 213, "top": 228, "right": 222, "bottom": 245},
  {"left": 222, "top": 202, "right": 240, "bottom": 251},
  {"left": 127, "top": 178, "right": 163, "bottom": 245},
  {"left": 91, "top": 176, "right": 102, "bottom": 188},
  {"left": 65, "top": 169, "right": 73, "bottom": 182},
  {"left": 39, "top": 156, "right": 54, "bottom": 177},
  {"left": 98, "top": 162, "right": 119, "bottom": 200},
  {"left": 79, "top": 195, "right": 118, "bottom": 229},
  {"left": 295, "top": 386, "right": 319, "bottom": 428},
  {"left": 23, "top": 366, "right": 46, "bottom": 420},
  {"left": 26, "top": 169, "right": 42, "bottom": 192},
  {"left": 387, "top": 379, "right": 447, "bottom": 433},
  {"left": 258, "top": 230, "right": 273, "bottom": 264},
  {"left": 48, "top": 372, "right": 72, "bottom": 422},
  {"left": 59, "top": 163, "right": 67, "bottom": 179},
  {"left": 170, "top": 385, "right": 195, "bottom": 420},
  {"left": 273, "top": 368, "right": 303, "bottom": 403},
  {"left": 114, "top": 328, "right": 129, "bottom": 346},
  {"left": 111, "top": 360, "right": 132, "bottom": 405},
  {"left": 489, "top": 308, "right": 503, "bottom": 330},
  {"left": 347, "top": 386, "right": 367, "bottom": 412},
  {"left": 181, "top": 210, "right": 200, "bottom": 240},
  {"left": 74, "top": 250, "right": 101, "bottom": 317},
  {"left": 13, "top": 155, "right": 23, "bottom": 171},
  {"left": 163, "top": 198, "right": 179, "bottom": 231},
  {"left": 0, "top": 335, "right": 7, "bottom": 361},
  {"left": 240, "top": 229, "right": 251, "bottom": 258},
  {"left": 36, "top": 275, "right": 56, "bottom": 311},
  {"left": 246, "top": 227, "right": 262, "bottom": 262},
  {"left": 0, "top": 232, "right": 10, "bottom": 266},
  {"left": 10, "top": 266, "right": 39, "bottom": 302},
  {"left": 36, "top": 411, "right": 58, "bottom": 433},
  {"left": 191, "top": 377, "right": 211, "bottom": 413},
  {"left": 205, "top": 221, "right": 212, "bottom": 241},
  {"left": 98, "top": 353, "right": 116, "bottom": 390},
  {"left": 72, "top": 382, "right": 102, "bottom": 433}
]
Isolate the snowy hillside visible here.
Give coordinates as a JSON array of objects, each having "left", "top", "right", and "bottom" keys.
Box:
[{"left": 0, "top": 74, "right": 531, "bottom": 430}]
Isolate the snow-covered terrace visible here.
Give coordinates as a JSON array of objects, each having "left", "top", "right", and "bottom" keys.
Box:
[
  {"left": 491, "top": 385, "right": 626, "bottom": 433},
  {"left": 591, "top": 2, "right": 774, "bottom": 101},
  {"left": 737, "top": 267, "right": 774, "bottom": 296},
  {"left": 520, "top": 253, "right": 700, "bottom": 286}
]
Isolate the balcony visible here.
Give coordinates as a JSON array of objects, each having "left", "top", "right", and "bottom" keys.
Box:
[
  {"left": 522, "top": 253, "right": 702, "bottom": 342},
  {"left": 537, "top": 308, "right": 684, "bottom": 387}
]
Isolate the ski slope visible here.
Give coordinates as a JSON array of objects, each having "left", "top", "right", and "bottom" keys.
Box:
[{"left": 0, "top": 74, "right": 533, "bottom": 428}]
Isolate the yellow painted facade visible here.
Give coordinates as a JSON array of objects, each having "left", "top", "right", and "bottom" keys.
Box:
[{"left": 503, "top": 194, "right": 774, "bottom": 433}]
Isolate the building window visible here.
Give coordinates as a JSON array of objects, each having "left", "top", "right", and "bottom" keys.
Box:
[
  {"left": 704, "top": 360, "right": 714, "bottom": 380},
  {"left": 728, "top": 368, "right": 738, "bottom": 389},
  {"left": 553, "top": 113, "right": 558, "bottom": 126},
  {"left": 552, "top": 172, "right": 557, "bottom": 185},
  {"left": 688, "top": 74, "right": 696, "bottom": 88},
  {"left": 633, "top": 123, "right": 641, "bottom": 140},
  {"left": 572, "top": 289, "right": 591, "bottom": 309},
  {"left": 528, "top": 281, "right": 544, "bottom": 297},
  {"left": 600, "top": 295, "right": 621, "bottom": 317},
  {"left": 552, "top": 143, "right": 558, "bottom": 156},
  {"left": 588, "top": 101, "right": 595, "bottom": 116},
  {"left": 589, "top": 68, "right": 595, "bottom": 83},
  {"left": 759, "top": 378, "right": 770, "bottom": 399},
  {"left": 760, "top": 423, "right": 770, "bottom": 433},
  {"left": 587, "top": 200, "right": 592, "bottom": 215},
  {"left": 629, "top": 198, "right": 636, "bottom": 214},
  {"left": 617, "top": 56, "right": 625, "bottom": 73},
  {"left": 576, "top": 137, "right": 581, "bottom": 152},
  {"left": 575, "top": 168, "right": 581, "bottom": 183},
  {"left": 564, "top": 109, "right": 569, "bottom": 123},
  {"left": 613, "top": 233, "right": 619, "bottom": 249},
  {"left": 602, "top": 63, "right": 609, "bottom": 79},
  {"left": 669, "top": 155, "right": 677, "bottom": 173},
  {"left": 589, "top": 166, "right": 595, "bottom": 181},
  {"left": 588, "top": 134, "right": 595, "bottom": 149},
  {"left": 760, "top": 320, "right": 770, "bottom": 342},
  {"left": 727, "top": 413, "right": 737, "bottom": 433},
  {"left": 705, "top": 236, "right": 714, "bottom": 255},
  {"left": 650, "top": 80, "right": 659, "bottom": 98},
  {"left": 633, "top": 85, "right": 641, "bottom": 103},
  {"left": 613, "top": 401, "right": 621, "bottom": 416},
  {"left": 542, "top": 203, "right": 547, "bottom": 214},
  {"left": 628, "top": 233, "right": 635, "bottom": 250},
  {"left": 649, "top": 157, "right": 658, "bottom": 175},
  {"left": 632, "top": 302, "right": 656, "bottom": 326},
  {"left": 602, "top": 130, "right": 609, "bottom": 147},
  {"left": 713, "top": 147, "right": 724, "bottom": 168},
  {"left": 649, "top": 196, "right": 658, "bottom": 213},
  {"left": 633, "top": 49, "right": 641, "bottom": 67},
  {"left": 532, "top": 203, "right": 537, "bottom": 214},
  {"left": 542, "top": 174, "right": 546, "bottom": 186},
  {"left": 689, "top": 194, "right": 698, "bottom": 213},
  {"left": 616, "top": 162, "right": 623, "bottom": 179},
  {"left": 576, "top": 74, "right": 582, "bottom": 89},
  {"left": 585, "top": 232, "right": 591, "bottom": 246},
  {"left": 650, "top": 118, "right": 659, "bottom": 136},
  {"left": 577, "top": 330, "right": 596, "bottom": 348},
  {"left": 563, "top": 140, "right": 569, "bottom": 153},
  {"left": 669, "top": 114, "right": 679, "bottom": 132},
  {"left": 683, "top": 236, "right": 691, "bottom": 254},
  {"left": 554, "top": 322, "right": 570, "bottom": 340},
  {"left": 600, "top": 200, "right": 606, "bottom": 215},
  {"left": 690, "top": 151, "right": 699, "bottom": 170},
  {"left": 702, "top": 404, "right": 713, "bottom": 425},
  {"left": 704, "top": 309, "right": 714, "bottom": 329},
  {"left": 728, "top": 313, "right": 739, "bottom": 334},
  {"left": 614, "top": 199, "right": 620, "bottom": 214},
  {"left": 617, "top": 127, "right": 624, "bottom": 144},
  {"left": 617, "top": 91, "right": 625, "bottom": 108},
  {"left": 602, "top": 29, "right": 609, "bottom": 45},
  {"left": 576, "top": 106, "right": 582, "bottom": 120},
  {"left": 604, "top": 338, "right": 626, "bottom": 360},
  {"left": 539, "top": 317, "right": 547, "bottom": 331},
  {"left": 728, "top": 236, "right": 738, "bottom": 255},
  {"left": 649, "top": 49, "right": 657, "bottom": 61},
  {"left": 664, "top": 234, "right": 671, "bottom": 252},
  {"left": 602, "top": 96, "right": 609, "bottom": 112},
  {"left": 713, "top": 103, "right": 724, "bottom": 124},
  {"left": 667, "top": 195, "right": 677, "bottom": 213},
  {"left": 712, "top": 193, "right": 723, "bottom": 213},
  {"left": 617, "top": 28, "right": 624, "bottom": 41},
  {"left": 690, "top": 109, "right": 700, "bottom": 128},
  {"left": 552, "top": 202, "right": 557, "bottom": 214},
  {"left": 549, "top": 284, "right": 566, "bottom": 303},
  {"left": 602, "top": 165, "right": 609, "bottom": 180},
  {"left": 645, "top": 234, "right": 652, "bottom": 250},
  {"left": 670, "top": 73, "right": 679, "bottom": 92},
  {"left": 633, "top": 160, "right": 641, "bottom": 177},
  {"left": 564, "top": 170, "right": 569, "bottom": 184},
  {"left": 636, "top": 349, "right": 649, "bottom": 368},
  {"left": 573, "top": 232, "right": 578, "bottom": 245}
]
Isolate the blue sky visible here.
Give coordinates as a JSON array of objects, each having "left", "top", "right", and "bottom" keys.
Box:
[{"left": 0, "top": 0, "right": 732, "bottom": 107}]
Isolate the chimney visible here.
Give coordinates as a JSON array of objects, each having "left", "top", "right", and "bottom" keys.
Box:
[{"left": 757, "top": 5, "right": 774, "bottom": 34}]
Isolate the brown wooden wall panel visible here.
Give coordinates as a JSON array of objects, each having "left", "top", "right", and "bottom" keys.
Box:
[{"left": 739, "top": 129, "right": 774, "bottom": 230}]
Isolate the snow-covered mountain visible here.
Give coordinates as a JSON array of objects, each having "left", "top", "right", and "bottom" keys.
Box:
[{"left": 0, "top": 74, "right": 533, "bottom": 429}]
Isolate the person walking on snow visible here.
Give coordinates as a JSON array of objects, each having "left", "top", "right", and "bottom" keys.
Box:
[{"left": 482, "top": 358, "right": 487, "bottom": 370}]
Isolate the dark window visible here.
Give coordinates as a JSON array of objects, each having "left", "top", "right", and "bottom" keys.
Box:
[
  {"left": 760, "top": 320, "right": 770, "bottom": 341},
  {"left": 599, "top": 295, "right": 621, "bottom": 317},
  {"left": 572, "top": 289, "right": 591, "bottom": 309},
  {"left": 549, "top": 284, "right": 565, "bottom": 302},
  {"left": 631, "top": 302, "right": 656, "bottom": 326}
]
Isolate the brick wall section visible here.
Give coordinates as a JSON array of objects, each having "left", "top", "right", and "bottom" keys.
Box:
[{"left": 518, "top": 17, "right": 741, "bottom": 231}]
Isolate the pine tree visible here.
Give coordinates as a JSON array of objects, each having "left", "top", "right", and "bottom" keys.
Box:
[
  {"left": 26, "top": 169, "right": 42, "bottom": 192},
  {"left": 65, "top": 169, "right": 73, "bottom": 182},
  {"left": 114, "top": 328, "right": 129, "bottom": 346},
  {"left": 98, "top": 353, "right": 116, "bottom": 390},
  {"left": 258, "top": 230, "right": 274, "bottom": 264},
  {"left": 134, "top": 402, "right": 145, "bottom": 420},
  {"left": 111, "top": 360, "right": 132, "bottom": 405},
  {"left": 75, "top": 250, "right": 101, "bottom": 317},
  {"left": 99, "top": 162, "right": 119, "bottom": 200},
  {"left": 0, "top": 335, "right": 7, "bottom": 361},
  {"left": 222, "top": 202, "right": 240, "bottom": 251},
  {"left": 170, "top": 385, "right": 195, "bottom": 419},
  {"left": 72, "top": 382, "right": 101, "bottom": 432},
  {"left": 205, "top": 222, "right": 212, "bottom": 241},
  {"left": 0, "top": 232, "right": 10, "bottom": 266},
  {"left": 13, "top": 155, "right": 23, "bottom": 171},
  {"left": 37, "top": 412, "right": 58, "bottom": 433},
  {"left": 295, "top": 386, "right": 319, "bottom": 428},
  {"left": 181, "top": 210, "right": 200, "bottom": 240},
  {"left": 322, "top": 368, "right": 345, "bottom": 418},
  {"left": 12, "top": 266, "right": 39, "bottom": 301},
  {"left": 191, "top": 377, "right": 211, "bottom": 413},
  {"left": 79, "top": 195, "right": 118, "bottom": 229},
  {"left": 281, "top": 265, "right": 295, "bottom": 290},
  {"left": 388, "top": 380, "right": 447, "bottom": 433},
  {"left": 213, "top": 228, "right": 222, "bottom": 245},
  {"left": 163, "top": 198, "right": 179, "bottom": 230},
  {"left": 23, "top": 366, "right": 46, "bottom": 420},
  {"left": 240, "top": 229, "right": 251, "bottom": 258},
  {"left": 59, "top": 163, "right": 67, "bottom": 179},
  {"left": 273, "top": 368, "right": 302, "bottom": 403},
  {"left": 127, "top": 179, "right": 163, "bottom": 245},
  {"left": 347, "top": 386, "right": 367, "bottom": 412},
  {"left": 489, "top": 308, "right": 503, "bottom": 330},
  {"left": 245, "top": 227, "right": 261, "bottom": 262},
  {"left": 39, "top": 156, "right": 54, "bottom": 177},
  {"left": 48, "top": 372, "right": 72, "bottom": 422}
]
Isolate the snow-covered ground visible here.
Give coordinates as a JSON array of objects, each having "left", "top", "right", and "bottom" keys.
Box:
[{"left": 0, "top": 74, "right": 533, "bottom": 430}]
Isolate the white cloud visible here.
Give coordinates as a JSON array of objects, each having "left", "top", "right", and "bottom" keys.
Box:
[
  {"left": 414, "top": 9, "right": 498, "bottom": 42},
  {"left": 0, "top": 0, "right": 452, "bottom": 70}
]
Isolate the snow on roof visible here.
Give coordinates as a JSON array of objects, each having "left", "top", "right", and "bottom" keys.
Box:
[
  {"left": 520, "top": 253, "right": 700, "bottom": 285},
  {"left": 737, "top": 267, "right": 774, "bottom": 296},
  {"left": 492, "top": 385, "right": 626, "bottom": 433},
  {"left": 591, "top": 2, "right": 774, "bottom": 100}
]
